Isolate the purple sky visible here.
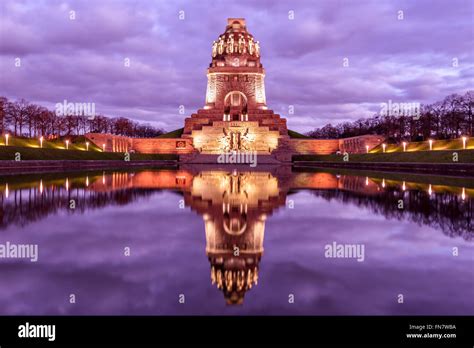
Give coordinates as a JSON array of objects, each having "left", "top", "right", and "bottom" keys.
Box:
[{"left": 1, "top": 0, "right": 473, "bottom": 132}]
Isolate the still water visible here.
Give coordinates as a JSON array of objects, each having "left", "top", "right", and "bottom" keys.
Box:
[{"left": 0, "top": 166, "right": 472, "bottom": 315}]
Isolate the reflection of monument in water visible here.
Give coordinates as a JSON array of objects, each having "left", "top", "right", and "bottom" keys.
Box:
[
  {"left": 184, "top": 170, "right": 286, "bottom": 304},
  {"left": 1, "top": 169, "right": 471, "bottom": 304}
]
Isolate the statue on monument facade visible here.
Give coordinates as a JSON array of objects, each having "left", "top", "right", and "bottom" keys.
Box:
[
  {"left": 238, "top": 34, "right": 246, "bottom": 54},
  {"left": 226, "top": 35, "right": 234, "bottom": 54},
  {"left": 248, "top": 37, "right": 255, "bottom": 55},
  {"left": 217, "top": 36, "right": 225, "bottom": 55},
  {"left": 212, "top": 41, "right": 218, "bottom": 57}
]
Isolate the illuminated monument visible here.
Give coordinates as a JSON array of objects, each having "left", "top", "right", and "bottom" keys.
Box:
[
  {"left": 180, "top": 18, "right": 287, "bottom": 161},
  {"left": 85, "top": 18, "right": 383, "bottom": 159}
]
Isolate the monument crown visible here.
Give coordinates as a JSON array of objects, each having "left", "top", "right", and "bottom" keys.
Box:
[
  {"left": 206, "top": 18, "right": 266, "bottom": 111},
  {"left": 227, "top": 18, "right": 246, "bottom": 28},
  {"left": 210, "top": 17, "right": 261, "bottom": 66}
]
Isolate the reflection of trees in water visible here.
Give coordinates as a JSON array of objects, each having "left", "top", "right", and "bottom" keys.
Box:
[
  {"left": 313, "top": 189, "right": 473, "bottom": 240},
  {"left": 0, "top": 187, "right": 155, "bottom": 230},
  {"left": 2, "top": 175, "right": 471, "bottom": 241}
]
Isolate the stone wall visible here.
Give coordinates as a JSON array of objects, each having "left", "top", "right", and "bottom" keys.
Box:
[
  {"left": 85, "top": 133, "right": 385, "bottom": 158},
  {"left": 289, "top": 135, "right": 385, "bottom": 156},
  {"left": 289, "top": 139, "right": 340, "bottom": 155},
  {"left": 210, "top": 71, "right": 265, "bottom": 109},
  {"left": 338, "top": 135, "right": 385, "bottom": 154},
  {"left": 85, "top": 133, "right": 131, "bottom": 152},
  {"left": 85, "top": 133, "right": 195, "bottom": 154},
  {"left": 131, "top": 138, "right": 194, "bottom": 154}
]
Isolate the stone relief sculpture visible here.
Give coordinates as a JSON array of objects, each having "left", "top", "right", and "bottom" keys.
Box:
[{"left": 220, "top": 128, "right": 253, "bottom": 152}]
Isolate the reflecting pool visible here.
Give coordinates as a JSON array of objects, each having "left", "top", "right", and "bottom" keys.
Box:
[{"left": 0, "top": 166, "right": 472, "bottom": 315}]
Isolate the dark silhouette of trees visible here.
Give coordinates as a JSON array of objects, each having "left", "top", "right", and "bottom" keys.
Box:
[
  {"left": 312, "top": 187, "right": 472, "bottom": 240},
  {"left": 307, "top": 91, "right": 473, "bottom": 142},
  {"left": 0, "top": 96, "right": 7, "bottom": 135},
  {"left": 0, "top": 97, "right": 164, "bottom": 138}
]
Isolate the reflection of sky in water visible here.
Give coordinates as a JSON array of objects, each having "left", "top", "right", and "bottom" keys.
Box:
[{"left": 0, "top": 174, "right": 472, "bottom": 315}]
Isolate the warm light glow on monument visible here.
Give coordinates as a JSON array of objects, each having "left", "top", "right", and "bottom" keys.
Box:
[
  {"left": 402, "top": 142, "right": 407, "bottom": 152},
  {"left": 40, "top": 136, "right": 43, "bottom": 148},
  {"left": 181, "top": 17, "right": 380, "bottom": 161},
  {"left": 204, "top": 18, "right": 267, "bottom": 112},
  {"left": 462, "top": 136, "right": 467, "bottom": 149},
  {"left": 205, "top": 74, "right": 217, "bottom": 104},
  {"left": 428, "top": 139, "right": 433, "bottom": 150},
  {"left": 5, "top": 133, "right": 9, "bottom": 146}
]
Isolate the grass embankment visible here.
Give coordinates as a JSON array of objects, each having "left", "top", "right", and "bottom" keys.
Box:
[
  {"left": 0, "top": 135, "right": 178, "bottom": 161},
  {"left": 157, "top": 128, "right": 184, "bottom": 138},
  {"left": 288, "top": 129, "right": 310, "bottom": 139},
  {"left": 371, "top": 137, "right": 474, "bottom": 153},
  {"left": 0, "top": 146, "right": 178, "bottom": 161},
  {"left": 0, "top": 135, "right": 102, "bottom": 151},
  {"left": 293, "top": 149, "right": 474, "bottom": 164}
]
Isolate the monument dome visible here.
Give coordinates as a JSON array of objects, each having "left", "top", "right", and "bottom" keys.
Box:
[{"left": 204, "top": 18, "right": 267, "bottom": 111}]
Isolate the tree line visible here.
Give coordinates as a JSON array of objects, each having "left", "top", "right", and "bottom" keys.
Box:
[
  {"left": 307, "top": 91, "right": 473, "bottom": 142},
  {"left": 0, "top": 97, "right": 164, "bottom": 139}
]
